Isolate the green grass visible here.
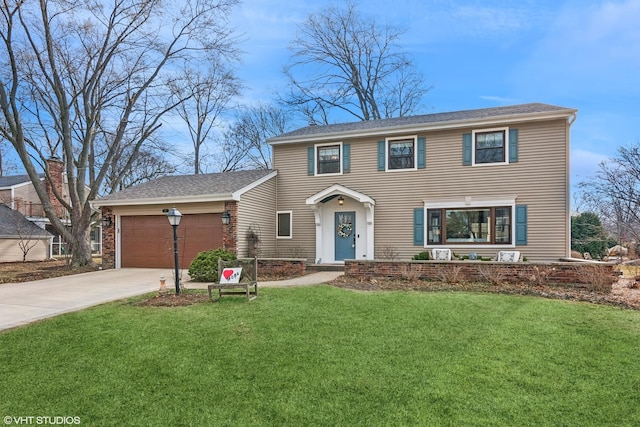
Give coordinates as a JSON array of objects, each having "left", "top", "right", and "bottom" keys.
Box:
[{"left": 1, "top": 286, "right": 639, "bottom": 426}]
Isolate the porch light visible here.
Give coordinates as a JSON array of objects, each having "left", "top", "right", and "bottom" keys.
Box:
[
  {"left": 221, "top": 210, "right": 231, "bottom": 225},
  {"left": 337, "top": 195, "right": 344, "bottom": 205},
  {"left": 166, "top": 207, "right": 182, "bottom": 294}
]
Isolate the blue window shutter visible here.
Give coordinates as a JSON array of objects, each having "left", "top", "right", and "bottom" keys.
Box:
[
  {"left": 342, "top": 143, "right": 350, "bottom": 173},
  {"left": 417, "top": 137, "right": 426, "bottom": 169},
  {"left": 377, "top": 140, "right": 386, "bottom": 171},
  {"left": 307, "top": 146, "right": 314, "bottom": 176},
  {"left": 515, "top": 204, "right": 528, "bottom": 245},
  {"left": 414, "top": 208, "right": 424, "bottom": 246},
  {"left": 463, "top": 133, "right": 472, "bottom": 166},
  {"left": 509, "top": 128, "right": 519, "bottom": 163}
]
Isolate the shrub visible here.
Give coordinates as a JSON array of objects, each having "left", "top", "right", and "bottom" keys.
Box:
[
  {"left": 377, "top": 246, "right": 399, "bottom": 260},
  {"left": 412, "top": 251, "right": 431, "bottom": 260},
  {"left": 188, "top": 248, "right": 236, "bottom": 282},
  {"left": 437, "top": 265, "right": 464, "bottom": 284}
]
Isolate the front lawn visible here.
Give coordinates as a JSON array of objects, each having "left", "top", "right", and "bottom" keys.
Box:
[{"left": 1, "top": 286, "right": 639, "bottom": 426}]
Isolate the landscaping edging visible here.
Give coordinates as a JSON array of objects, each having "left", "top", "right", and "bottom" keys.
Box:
[{"left": 345, "top": 260, "right": 617, "bottom": 293}]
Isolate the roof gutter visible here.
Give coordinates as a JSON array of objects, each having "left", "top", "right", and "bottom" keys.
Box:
[
  {"left": 268, "top": 109, "right": 578, "bottom": 146},
  {"left": 91, "top": 193, "right": 235, "bottom": 208}
]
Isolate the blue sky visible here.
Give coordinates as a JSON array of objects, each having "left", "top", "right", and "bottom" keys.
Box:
[{"left": 229, "top": 0, "right": 640, "bottom": 192}]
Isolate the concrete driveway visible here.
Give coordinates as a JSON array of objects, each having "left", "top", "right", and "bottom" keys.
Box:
[
  {"left": 0, "top": 268, "right": 343, "bottom": 333},
  {"left": 0, "top": 268, "right": 169, "bottom": 332}
]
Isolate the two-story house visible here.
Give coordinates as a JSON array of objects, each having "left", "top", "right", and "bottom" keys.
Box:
[
  {"left": 95, "top": 103, "right": 576, "bottom": 269},
  {"left": 0, "top": 158, "right": 102, "bottom": 257},
  {"left": 268, "top": 102, "right": 576, "bottom": 263}
]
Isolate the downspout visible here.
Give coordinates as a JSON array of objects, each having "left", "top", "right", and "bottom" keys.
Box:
[{"left": 566, "top": 112, "right": 577, "bottom": 258}]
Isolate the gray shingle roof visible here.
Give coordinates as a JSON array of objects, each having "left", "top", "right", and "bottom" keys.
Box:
[
  {"left": 95, "top": 169, "right": 276, "bottom": 204},
  {"left": 269, "top": 103, "right": 576, "bottom": 143},
  {"left": 0, "top": 174, "right": 43, "bottom": 188},
  {"left": 0, "top": 204, "right": 52, "bottom": 238}
]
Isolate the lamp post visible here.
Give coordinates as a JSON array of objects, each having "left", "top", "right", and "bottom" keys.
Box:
[{"left": 166, "top": 207, "right": 182, "bottom": 295}]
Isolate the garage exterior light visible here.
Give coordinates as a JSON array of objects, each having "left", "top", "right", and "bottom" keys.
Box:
[{"left": 221, "top": 210, "right": 231, "bottom": 225}]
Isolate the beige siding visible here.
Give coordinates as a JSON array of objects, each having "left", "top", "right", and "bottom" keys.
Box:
[
  {"left": 0, "top": 238, "right": 50, "bottom": 262},
  {"left": 0, "top": 189, "right": 10, "bottom": 204},
  {"left": 237, "top": 176, "right": 277, "bottom": 257},
  {"left": 273, "top": 118, "right": 570, "bottom": 262},
  {"left": 13, "top": 183, "right": 39, "bottom": 204},
  {"left": 111, "top": 202, "right": 225, "bottom": 217}
]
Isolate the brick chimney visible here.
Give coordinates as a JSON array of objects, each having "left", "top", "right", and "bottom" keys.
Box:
[{"left": 45, "top": 157, "right": 65, "bottom": 217}]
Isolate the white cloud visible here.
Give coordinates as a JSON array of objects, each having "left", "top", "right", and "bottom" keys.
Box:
[
  {"left": 413, "top": 2, "right": 545, "bottom": 41},
  {"left": 478, "top": 95, "right": 523, "bottom": 105},
  {"left": 510, "top": 0, "right": 640, "bottom": 97}
]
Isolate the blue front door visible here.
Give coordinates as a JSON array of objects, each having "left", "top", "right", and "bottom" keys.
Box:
[{"left": 335, "top": 211, "right": 355, "bottom": 261}]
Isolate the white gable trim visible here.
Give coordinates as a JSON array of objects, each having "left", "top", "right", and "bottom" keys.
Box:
[
  {"left": 305, "top": 184, "right": 375, "bottom": 206},
  {"left": 232, "top": 170, "right": 278, "bottom": 200}
]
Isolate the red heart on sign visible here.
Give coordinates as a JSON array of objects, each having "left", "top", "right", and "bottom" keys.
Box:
[{"left": 222, "top": 269, "right": 234, "bottom": 280}]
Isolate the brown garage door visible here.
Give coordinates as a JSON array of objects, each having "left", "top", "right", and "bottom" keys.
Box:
[{"left": 121, "top": 214, "right": 223, "bottom": 268}]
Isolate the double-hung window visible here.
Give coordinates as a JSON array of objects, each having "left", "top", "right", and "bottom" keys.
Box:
[
  {"left": 317, "top": 144, "right": 341, "bottom": 175},
  {"left": 468, "top": 127, "right": 512, "bottom": 165},
  {"left": 378, "top": 136, "right": 425, "bottom": 171},
  {"left": 426, "top": 206, "right": 512, "bottom": 245},
  {"left": 388, "top": 138, "right": 415, "bottom": 170},
  {"left": 475, "top": 130, "right": 505, "bottom": 164}
]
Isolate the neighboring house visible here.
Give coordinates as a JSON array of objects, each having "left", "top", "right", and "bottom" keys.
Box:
[
  {"left": 0, "top": 158, "right": 100, "bottom": 256},
  {"left": 92, "top": 169, "right": 277, "bottom": 269},
  {"left": 96, "top": 103, "right": 577, "bottom": 269},
  {"left": 0, "top": 203, "right": 53, "bottom": 262}
]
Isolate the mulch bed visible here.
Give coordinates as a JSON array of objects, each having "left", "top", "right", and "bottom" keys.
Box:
[
  {"left": 5, "top": 260, "right": 638, "bottom": 310},
  {"left": 135, "top": 276, "right": 640, "bottom": 310},
  {"left": 329, "top": 275, "right": 640, "bottom": 310},
  {"left": 0, "top": 259, "right": 100, "bottom": 284},
  {"left": 136, "top": 291, "right": 212, "bottom": 307}
]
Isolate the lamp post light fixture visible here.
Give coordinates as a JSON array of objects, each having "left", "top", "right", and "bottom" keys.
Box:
[
  {"left": 221, "top": 210, "right": 231, "bottom": 225},
  {"left": 166, "top": 207, "right": 182, "bottom": 295}
]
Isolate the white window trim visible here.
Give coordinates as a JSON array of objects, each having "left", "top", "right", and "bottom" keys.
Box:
[
  {"left": 315, "top": 141, "right": 343, "bottom": 176},
  {"left": 276, "top": 210, "right": 293, "bottom": 239},
  {"left": 423, "top": 197, "right": 516, "bottom": 249},
  {"left": 471, "top": 127, "right": 509, "bottom": 166},
  {"left": 385, "top": 135, "right": 418, "bottom": 172}
]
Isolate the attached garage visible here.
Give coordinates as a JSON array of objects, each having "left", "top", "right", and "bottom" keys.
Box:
[
  {"left": 120, "top": 213, "right": 222, "bottom": 268},
  {"left": 92, "top": 169, "right": 278, "bottom": 270}
]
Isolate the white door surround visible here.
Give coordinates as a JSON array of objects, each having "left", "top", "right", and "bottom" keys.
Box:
[{"left": 305, "top": 184, "right": 375, "bottom": 264}]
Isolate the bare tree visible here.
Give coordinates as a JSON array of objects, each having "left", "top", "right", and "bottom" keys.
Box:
[
  {"left": 105, "top": 144, "right": 178, "bottom": 193},
  {"left": 223, "top": 103, "right": 291, "bottom": 170},
  {"left": 282, "top": 0, "right": 430, "bottom": 124},
  {"left": 0, "top": 0, "right": 240, "bottom": 266},
  {"left": 578, "top": 143, "right": 640, "bottom": 247},
  {"left": 171, "top": 60, "right": 241, "bottom": 174},
  {"left": 15, "top": 217, "right": 41, "bottom": 262}
]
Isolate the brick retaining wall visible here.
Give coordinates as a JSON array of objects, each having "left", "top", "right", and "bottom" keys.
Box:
[
  {"left": 345, "top": 260, "right": 617, "bottom": 292},
  {"left": 257, "top": 258, "right": 306, "bottom": 278}
]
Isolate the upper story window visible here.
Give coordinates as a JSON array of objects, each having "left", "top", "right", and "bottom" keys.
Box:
[
  {"left": 388, "top": 139, "right": 415, "bottom": 170},
  {"left": 469, "top": 127, "right": 510, "bottom": 166},
  {"left": 475, "top": 130, "right": 505, "bottom": 164},
  {"left": 317, "top": 143, "right": 342, "bottom": 175}
]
